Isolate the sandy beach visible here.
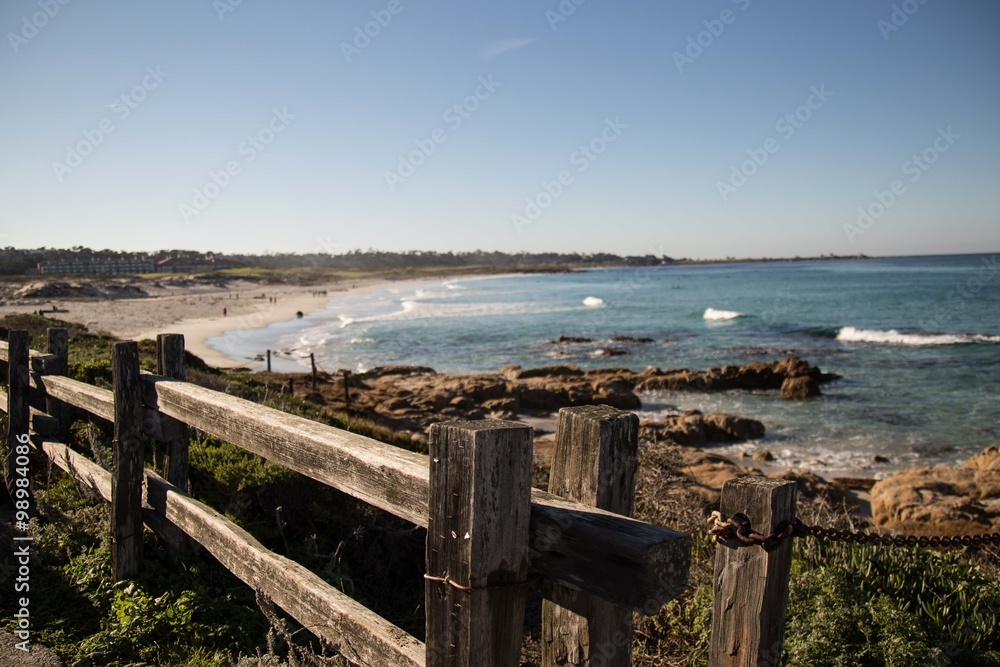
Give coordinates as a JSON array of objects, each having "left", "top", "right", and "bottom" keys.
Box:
[{"left": 0, "top": 277, "right": 391, "bottom": 368}]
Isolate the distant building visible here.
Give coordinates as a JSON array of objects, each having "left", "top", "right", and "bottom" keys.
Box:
[
  {"left": 38, "top": 256, "right": 156, "bottom": 276},
  {"left": 154, "top": 253, "right": 232, "bottom": 273}
]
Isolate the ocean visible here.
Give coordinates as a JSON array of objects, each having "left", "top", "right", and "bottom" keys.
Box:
[{"left": 208, "top": 254, "right": 1000, "bottom": 476}]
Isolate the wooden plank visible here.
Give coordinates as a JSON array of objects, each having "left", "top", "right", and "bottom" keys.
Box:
[
  {"left": 5, "top": 331, "right": 30, "bottom": 500},
  {"left": 37, "top": 436, "right": 113, "bottom": 501},
  {"left": 543, "top": 405, "right": 638, "bottom": 667},
  {"left": 145, "top": 471, "right": 426, "bottom": 667},
  {"left": 425, "top": 420, "right": 532, "bottom": 666},
  {"left": 144, "top": 373, "right": 431, "bottom": 525},
  {"left": 142, "top": 374, "right": 690, "bottom": 610},
  {"left": 527, "top": 490, "right": 689, "bottom": 612},
  {"left": 34, "top": 435, "right": 425, "bottom": 667},
  {"left": 112, "top": 341, "right": 144, "bottom": 580},
  {"left": 32, "top": 374, "right": 115, "bottom": 422},
  {"left": 0, "top": 388, "right": 58, "bottom": 437},
  {"left": 0, "top": 339, "right": 47, "bottom": 362},
  {"left": 29, "top": 353, "right": 62, "bottom": 373},
  {"left": 709, "top": 477, "right": 796, "bottom": 667},
  {"left": 45, "top": 328, "right": 70, "bottom": 440}
]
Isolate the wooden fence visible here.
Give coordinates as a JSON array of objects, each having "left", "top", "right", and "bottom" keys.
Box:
[{"left": 1, "top": 329, "right": 697, "bottom": 666}]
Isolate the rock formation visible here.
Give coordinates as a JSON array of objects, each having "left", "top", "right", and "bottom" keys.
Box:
[{"left": 870, "top": 446, "right": 1000, "bottom": 535}]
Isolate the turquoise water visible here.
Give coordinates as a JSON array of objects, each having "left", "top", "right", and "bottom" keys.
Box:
[{"left": 209, "top": 254, "right": 1000, "bottom": 475}]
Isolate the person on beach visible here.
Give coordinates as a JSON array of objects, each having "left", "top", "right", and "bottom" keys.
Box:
[{"left": 223, "top": 307, "right": 227, "bottom": 317}]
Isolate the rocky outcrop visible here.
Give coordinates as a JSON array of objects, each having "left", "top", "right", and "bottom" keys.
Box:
[
  {"left": 321, "top": 356, "right": 831, "bottom": 436},
  {"left": 780, "top": 376, "right": 821, "bottom": 399},
  {"left": 633, "top": 356, "right": 835, "bottom": 398},
  {"left": 611, "top": 335, "right": 654, "bottom": 343},
  {"left": 498, "top": 364, "right": 584, "bottom": 381},
  {"left": 640, "top": 411, "right": 765, "bottom": 446},
  {"left": 870, "top": 446, "right": 1000, "bottom": 535},
  {"left": 548, "top": 336, "right": 593, "bottom": 344},
  {"left": 651, "top": 447, "right": 847, "bottom": 507}
]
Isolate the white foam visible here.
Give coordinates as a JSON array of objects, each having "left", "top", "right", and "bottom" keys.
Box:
[
  {"left": 704, "top": 307, "right": 743, "bottom": 321},
  {"left": 583, "top": 296, "right": 605, "bottom": 308},
  {"left": 837, "top": 326, "right": 1000, "bottom": 346}
]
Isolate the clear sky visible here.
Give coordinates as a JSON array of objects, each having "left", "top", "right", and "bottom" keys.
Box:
[{"left": 1, "top": 0, "right": 998, "bottom": 259}]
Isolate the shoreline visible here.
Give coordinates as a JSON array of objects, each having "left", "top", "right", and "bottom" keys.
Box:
[
  {"left": 137, "top": 278, "right": 393, "bottom": 369},
  {"left": 0, "top": 272, "right": 512, "bottom": 370}
]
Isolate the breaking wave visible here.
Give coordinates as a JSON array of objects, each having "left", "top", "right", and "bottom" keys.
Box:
[
  {"left": 704, "top": 307, "right": 743, "bottom": 321},
  {"left": 837, "top": 326, "right": 1000, "bottom": 346}
]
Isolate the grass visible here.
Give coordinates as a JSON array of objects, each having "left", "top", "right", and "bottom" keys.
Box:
[{"left": 2, "top": 312, "right": 999, "bottom": 666}]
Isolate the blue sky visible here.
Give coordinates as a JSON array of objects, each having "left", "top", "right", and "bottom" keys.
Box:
[{"left": 1, "top": 0, "right": 997, "bottom": 259}]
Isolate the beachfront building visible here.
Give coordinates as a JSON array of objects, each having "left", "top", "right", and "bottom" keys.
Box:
[{"left": 37, "top": 255, "right": 156, "bottom": 276}]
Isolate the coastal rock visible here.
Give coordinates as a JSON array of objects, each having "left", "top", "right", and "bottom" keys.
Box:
[
  {"left": 611, "top": 335, "right": 654, "bottom": 343},
  {"left": 870, "top": 447, "right": 1000, "bottom": 535},
  {"left": 678, "top": 450, "right": 758, "bottom": 504},
  {"left": 548, "top": 336, "right": 593, "bottom": 344},
  {"left": 498, "top": 364, "right": 583, "bottom": 381},
  {"left": 594, "top": 347, "right": 628, "bottom": 357},
  {"left": 355, "top": 365, "right": 436, "bottom": 380},
  {"left": 769, "top": 469, "right": 851, "bottom": 507},
  {"left": 702, "top": 413, "right": 766, "bottom": 441},
  {"left": 481, "top": 397, "right": 520, "bottom": 420},
  {"left": 753, "top": 449, "right": 774, "bottom": 462},
  {"left": 592, "top": 380, "right": 641, "bottom": 410},
  {"left": 964, "top": 446, "right": 1000, "bottom": 471},
  {"left": 640, "top": 412, "right": 765, "bottom": 446},
  {"left": 780, "top": 376, "right": 822, "bottom": 399},
  {"left": 634, "top": 356, "right": 832, "bottom": 394}
]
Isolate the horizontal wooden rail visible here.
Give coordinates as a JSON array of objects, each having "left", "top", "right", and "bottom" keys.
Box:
[
  {"left": 0, "top": 339, "right": 46, "bottom": 361},
  {"left": 30, "top": 374, "right": 115, "bottom": 422},
  {"left": 34, "top": 434, "right": 426, "bottom": 667},
  {"left": 143, "top": 375, "right": 690, "bottom": 610},
  {"left": 28, "top": 374, "right": 170, "bottom": 441},
  {"left": 0, "top": 387, "right": 59, "bottom": 436}
]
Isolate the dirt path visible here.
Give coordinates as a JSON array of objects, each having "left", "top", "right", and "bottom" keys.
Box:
[{"left": 0, "top": 631, "right": 63, "bottom": 666}]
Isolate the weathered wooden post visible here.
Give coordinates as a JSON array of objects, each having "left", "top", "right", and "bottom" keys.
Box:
[
  {"left": 709, "top": 477, "right": 796, "bottom": 667},
  {"left": 310, "top": 353, "right": 317, "bottom": 392},
  {"left": 4, "top": 331, "right": 30, "bottom": 499},
  {"left": 112, "top": 341, "right": 144, "bottom": 580},
  {"left": 156, "top": 334, "right": 189, "bottom": 492},
  {"left": 542, "top": 405, "right": 639, "bottom": 667},
  {"left": 156, "top": 333, "right": 191, "bottom": 567},
  {"left": 45, "top": 327, "right": 70, "bottom": 440},
  {"left": 266, "top": 349, "right": 272, "bottom": 372},
  {"left": 425, "top": 420, "right": 533, "bottom": 667}
]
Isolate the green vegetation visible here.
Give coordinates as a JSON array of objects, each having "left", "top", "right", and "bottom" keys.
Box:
[
  {"left": 2, "top": 313, "right": 997, "bottom": 665},
  {"left": 629, "top": 511, "right": 1000, "bottom": 667}
]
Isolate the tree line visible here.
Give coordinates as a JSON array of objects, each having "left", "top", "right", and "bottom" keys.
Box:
[{"left": 0, "top": 247, "right": 675, "bottom": 276}]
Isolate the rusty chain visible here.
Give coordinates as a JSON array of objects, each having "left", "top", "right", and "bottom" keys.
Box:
[{"left": 707, "top": 511, "right": 1000, "bottom": 552}]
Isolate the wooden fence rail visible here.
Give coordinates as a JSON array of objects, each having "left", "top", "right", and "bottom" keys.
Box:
[{"left": 1, "top": 330, "right": 691, "bottom": 666}]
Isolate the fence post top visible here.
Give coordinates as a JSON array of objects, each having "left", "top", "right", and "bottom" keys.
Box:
[
  {"left": 723, "top": 476, "right": 796, "bottom": 492},
  {"left": 430, "top": 419, "right": 530, "bottom": 434},
  {"left": 559, "top": 404, "right": 635, "bottom": 419}
]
